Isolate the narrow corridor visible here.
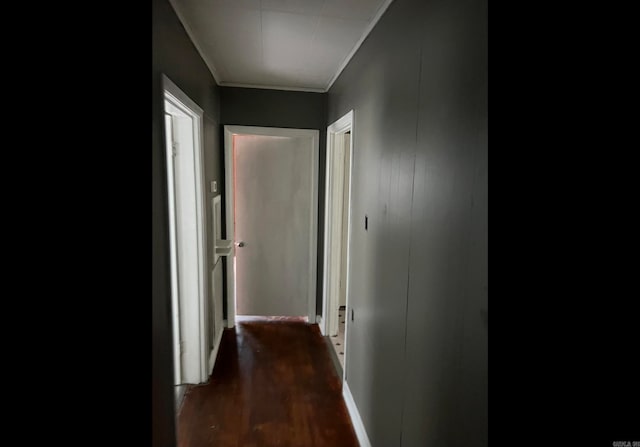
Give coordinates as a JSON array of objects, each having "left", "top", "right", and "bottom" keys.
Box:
[{"left": 177, "top": 319, "right": 359, "bottom": 447}]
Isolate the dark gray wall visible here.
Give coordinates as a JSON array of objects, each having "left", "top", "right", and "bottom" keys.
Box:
[
  {"left": 152, "top": 0, "right": 222, "bottom": 445},
  {"left": 220, "top": 87, "right": 328, "bottom": 317},
  {"left": 327, "top": 0, "right": 487, "bottom": 445}
]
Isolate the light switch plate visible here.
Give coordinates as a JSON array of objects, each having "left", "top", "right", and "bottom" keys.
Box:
[{"left": 211, "top": 181, "right": 217, "bottom": 192}]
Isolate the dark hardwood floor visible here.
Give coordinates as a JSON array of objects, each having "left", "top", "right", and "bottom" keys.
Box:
[{"left": 177, "top": 319, "right": 359, "bottom": 447}]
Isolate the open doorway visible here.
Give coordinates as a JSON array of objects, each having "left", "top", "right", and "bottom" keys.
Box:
[
  {"left": 162, "top": 75, "right": 210, "bottom": 413},
  {"left": 322, "top": 110, "right": 354, "bottom": 377},
  {"left": 223, "top": 126, "right": 319, "bottom": 327}
]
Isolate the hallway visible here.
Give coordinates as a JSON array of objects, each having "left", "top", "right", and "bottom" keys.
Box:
[
  {"left": 177, "top": 319, "right": 359, "bottom": 447},
  {"left": 153, "top": 0, "right": 488, "bottom": 444}
]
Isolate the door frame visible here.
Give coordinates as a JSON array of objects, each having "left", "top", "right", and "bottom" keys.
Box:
[
  {"left": 223, "top": 125, "right": 319, "bottom": 327},
  {"left": 163, "top": 74, "right": 209, "bottom": 383},
  {"left": 321, "top": 111, "right": 354, "bottom": 369},
  {"left": 208, "top": 195, "right": 224, "bottom": 374}
]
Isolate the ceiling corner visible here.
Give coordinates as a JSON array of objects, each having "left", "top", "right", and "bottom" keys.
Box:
[
  {"left": 325, "top": 0, "right": 396, "bottom": 92},
  {"left": 167, "top": 0, "right": 223, "bottom": 85}
]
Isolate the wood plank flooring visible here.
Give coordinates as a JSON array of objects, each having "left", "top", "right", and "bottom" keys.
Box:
[{"left": 177, "top": 319, "right": 359, "bottom": 447}]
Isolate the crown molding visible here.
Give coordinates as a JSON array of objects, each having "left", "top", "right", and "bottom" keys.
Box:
[
  {"left": 167, "top": 0, "right": 222, "bottom": 84},
  {"left": 219, "top": 82, "right": 325, "bottom": 93}
]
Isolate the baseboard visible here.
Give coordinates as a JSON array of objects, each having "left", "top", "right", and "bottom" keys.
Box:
[
  {"left": 175, "top": 384, "right": 187, "bottom": 414},
  {"left": 343, "top": 381, "right": 372, "bottom": 447},
  {"left": 207, "top": 327, "right": 224, "bottom": 375},
  {"left": 323, "top": 336, "right": 343, "bottom": 379},
  {"left": 317, "top": 315, "right": 324, "bottom": 335}
]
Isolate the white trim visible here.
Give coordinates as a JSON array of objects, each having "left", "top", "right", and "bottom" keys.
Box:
[
  {"left": 166, "top": 0, "right": 222, "bottom": 84},
  {"left": 342, "top": 129, "right": 355, "bottom": 383},
  {"left": 164, "top": 112, "right": 182, "bottom": 385},
  {"left": 325, "top": 0, "right": 396, "bottom": 91},
  {"left": 343, "top": 381, "right": 372, "bottom": 447},
  {"left": 225, "top": 126, "right": 321, "bottom": 139},
  {"left": 224, "top": 125, "right": 319, "bottom": 324},
  {"left": 317, "top": 315, "right": 325, "bottom": 335},
  {"left": 341, "top": 115, "right": 355, "bottom": 387},
  {"left": 163, "top": 76, "right": 204, "bottom": 116},
  {"left": 175, "top": 385, "right": 187, "bottom": 414},
  {"left": 219, "top": 82, "right": 325, "bottom": 93},
  {"left": 322, "top": 110, "right": 354, "bottom": 339},
  {"left": 224, "top": 129, "right": 236, "bottom": 328},
  {"left": 327, "top": 110, "right": 355, "bottom": 136},
  {"left": 328, "top": 134, "right": 344, "bottom": 336},
  {"left": 194, "top": 101, "right": 208, "bottom": 383},
  {"left": 163, "top": 74, "right": 210, "bottom": 384},
  {"left": 208, "top": 259, "right": 224, "bottom": 375},
  {"left": 212, "top": 195, "right": 222, "bottom": 265}
]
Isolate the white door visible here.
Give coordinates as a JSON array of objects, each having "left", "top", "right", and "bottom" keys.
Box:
[
  {"left": 170, "top": 111, "right": 200, "bottom": 384},
  {"left": 163, "top": 76, "right": 209, "bottom": 386},
  {"left": 233, "top": 133, "right": 317, "bottom": 317},
  {"left": 165, "top": 113, "right": 182, "bottom": 384}
]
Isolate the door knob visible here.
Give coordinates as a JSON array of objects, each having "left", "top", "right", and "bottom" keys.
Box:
[{"left": 237, "top": 241, "right": 245, "bottom": 247}]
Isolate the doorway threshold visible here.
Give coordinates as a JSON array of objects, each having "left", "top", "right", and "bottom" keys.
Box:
[{"left": 236, "top": 315, "right": 309, "bottom": 323}]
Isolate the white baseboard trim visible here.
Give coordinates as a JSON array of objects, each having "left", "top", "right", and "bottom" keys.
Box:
[
  {"left": 207, "top": 328, "right": 224, "bottom": 376},
  {"left": 175, "top": 384, "right": 187, "bottom": 414},
  {"left": 317, "top": 315, "right": 325, "bottom": 334},
  {"left": 343, "top": 380, "right": 372, "bottom": 447}
]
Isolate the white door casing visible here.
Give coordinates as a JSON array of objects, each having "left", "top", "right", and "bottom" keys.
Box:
[
  {"left": 163, "top": 74, "right": 209, "bottom": 384},
  {"left": 322, "top": 110, "right": 354, "bottom": 385}
]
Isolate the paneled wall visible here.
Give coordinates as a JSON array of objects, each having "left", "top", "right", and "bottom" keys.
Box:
[{"left": 327, "top": 0, "right": 487, "bottom": 444}]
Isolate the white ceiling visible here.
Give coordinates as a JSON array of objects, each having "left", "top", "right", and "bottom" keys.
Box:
[{"left": 169, "top": 0, "right": 394, "bottom": 92}]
